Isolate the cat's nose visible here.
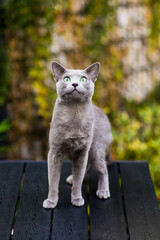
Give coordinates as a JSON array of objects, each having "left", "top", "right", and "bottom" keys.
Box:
[{"left": 72, "top": 83, "right": 78, "bottom": 88}]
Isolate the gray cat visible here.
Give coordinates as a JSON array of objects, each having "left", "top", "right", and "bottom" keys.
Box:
[{"left": 43, "top": 62, "right": 113, "bottom": 208}]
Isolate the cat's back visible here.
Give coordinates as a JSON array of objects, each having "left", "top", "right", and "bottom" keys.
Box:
[{"left": 92, "top": 104, "right": 113, "bottom": 145}]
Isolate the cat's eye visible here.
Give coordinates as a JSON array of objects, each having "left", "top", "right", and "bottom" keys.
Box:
[
  {"left": 80, "top": 77, "right": 87, "bottom": 83},
  {"left": 64, "top": 76, "right": 71, "bottom": 82}
]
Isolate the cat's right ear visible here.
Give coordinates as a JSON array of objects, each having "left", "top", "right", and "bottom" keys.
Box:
[{"left": 52, "top": 62, "right": 66, "bottom": 82}]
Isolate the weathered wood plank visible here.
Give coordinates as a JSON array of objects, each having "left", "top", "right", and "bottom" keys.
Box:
[
  {"left": 12, "top": 162, "right": 51, "bottom": 240},
  {"left": 52, "top": 161, "right": 88, "bottom": 240},
  {"left": 0, "top": 162, "right": 24, "bottom": 240},
  {"left": 89, "top": 162, "right": 128, "bottom": 240},
  {"left": 119, "top": 161, "right": 160, "bottom": 240}
]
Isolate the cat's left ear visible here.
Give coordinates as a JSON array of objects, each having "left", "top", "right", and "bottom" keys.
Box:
[{"left": 85, "top": 62, "right": 100, "bottom": 82}]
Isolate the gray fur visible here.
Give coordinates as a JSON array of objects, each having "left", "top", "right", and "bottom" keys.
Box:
[{"left": 43, "top": 62, "right": 113, "bottom": 208}]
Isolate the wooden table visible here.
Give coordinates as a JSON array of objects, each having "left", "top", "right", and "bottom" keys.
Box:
[{"left": 0, "top": 160, "right": 160, "bottom": 240}]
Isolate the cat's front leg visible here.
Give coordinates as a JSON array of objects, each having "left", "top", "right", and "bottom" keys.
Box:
[
  {"left": 43, "top": 149, "right": 62, "bottom": 209},
  {"left": 71, "top": 150, "right": 88, "bottom": 207}
]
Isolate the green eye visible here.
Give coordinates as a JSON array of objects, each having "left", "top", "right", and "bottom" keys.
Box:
[
  {"left": 64, "top": 76, "right": 71, "bottom": 82},
  {"left": 80, "top": 77, "right": 87, "bottom": 83}
]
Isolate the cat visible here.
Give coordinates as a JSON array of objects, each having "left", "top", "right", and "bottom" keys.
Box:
[{"left": 43, "top": 61, "right": 113, "bottom": 208}]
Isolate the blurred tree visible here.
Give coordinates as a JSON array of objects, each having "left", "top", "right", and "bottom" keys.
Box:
[
  {"left": 148, "top": 0, "right": 160, "bottom": 49},
  {"left": 0, "top": 0, "right": 8, "bottom": 105},
  {"left": 113, "top": 84, "right": 160, "bottom": 202},
  {"left": 112, "top": 0, "right": 160, "bottom": 202},
  {"left": 4, "top": 0, "right": 55, "bottom": 160},
  {"left": 0, "top": 0, "right": 10, "bottom": 159}
]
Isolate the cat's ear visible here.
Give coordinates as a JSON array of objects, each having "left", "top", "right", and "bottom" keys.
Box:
[
  {"left": 52, "top": 61, "right": 66, "bottom": 82},
  {"left": 85, "top": 62, "right": 100, "bottom": 82}
]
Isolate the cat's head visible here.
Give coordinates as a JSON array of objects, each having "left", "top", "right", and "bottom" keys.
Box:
[{"left": 52, "top": 61, "right": 100, "bottom": 103}]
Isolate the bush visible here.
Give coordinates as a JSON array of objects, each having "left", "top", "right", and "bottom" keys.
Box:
[{"left": 112, "top": 102, "right": 160, "bottom": 202}]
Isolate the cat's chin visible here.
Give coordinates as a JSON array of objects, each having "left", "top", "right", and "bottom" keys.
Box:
[
  {"left": 59, "top": 90, "right": 92, "bottom": 103},
  {"left": 61, "top": 94, "right": 88, "bottom": 103}
]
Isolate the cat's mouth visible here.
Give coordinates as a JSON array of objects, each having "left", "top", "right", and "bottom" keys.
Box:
[
  {"left": 64, "top": 88, "right": 84, "bottom": 96},
  {"left": 71, "top": 89, "right": 80, "bottom": 94}
]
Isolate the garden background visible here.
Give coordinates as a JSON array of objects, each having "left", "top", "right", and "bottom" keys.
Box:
[{"left": 0, "top": 0, "right": 160, "bottom": 203}]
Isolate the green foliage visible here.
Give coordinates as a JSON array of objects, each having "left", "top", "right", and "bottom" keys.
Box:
[
  {"left": 0, "top": 1, "right": 10, "bottom": 158},
  {"left": 0, "top": 1, "right": 9, "bottom": 105},
  {"left": 0, "top": 119, "right": 11, "bottom": 157},
  {"left": 112, "top": 88, "right": 160, "bottom": 201},
  {"left": 83, "top": 0, "right": 116, "bottom": 59},
  {"left": 147, "top": 0, "right": 160, "bottom": 49},
  {"left": 0, "top": 0, "right": 57, "bottom": 159},
  {"left": 5, "top": 0, "right": 56, "bottom": 124},
  {"left": 0, "top": 51, "right": 9, "bottom": 105},
  {"left": 0, "top": 119, "right": 11, "bottom": 133}
]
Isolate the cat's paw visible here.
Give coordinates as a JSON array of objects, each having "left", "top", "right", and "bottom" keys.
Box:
[
  {"left": 43, "top": 198, "right": 58, "bottom": 209},
  {"left": 96, "top": 190, "right": 110, "bottom": 199},
  {"left": 71, "top": 197, "right": 84, "bottom": 207},
  {"left": 66, "top": 175, "right": 73, "bottom": 185}
]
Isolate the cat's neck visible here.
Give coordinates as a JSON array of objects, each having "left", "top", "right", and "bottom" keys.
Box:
[
  {"left": 57, "top": 96, "right": 91, "bottom": 105},
  {"left": 52, "top": 97, "right": 93, "bottom": 123},
  {"left": 57, "top": 97, "right": 92, "bottom": 108}
]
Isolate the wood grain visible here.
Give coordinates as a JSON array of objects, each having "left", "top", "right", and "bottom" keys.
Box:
[
  {"left": 0, "top": 161, "right": 160, "bottom": 240},
  {"left": 12, "top": 162, "right": 51, "bottom": 240},
  {"left": 89, "top": 162, "right": 128, "bottom": 240},
  {"left": 0, "top": 162, "right": 24, "bottom": 240},
  {"left": 119, "top": 161, "right": 160, "bottom": 240},
  {"left": 52, "top": 161, "right": 88, "bottom": 240}
]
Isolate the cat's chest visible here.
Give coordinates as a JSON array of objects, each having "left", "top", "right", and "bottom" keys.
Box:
[
  {"left": 50, "top": 119, "right": 92, "bottom": 155},
  {"left": 49, "top": 102, "right": 94, "bottom": 150},
  {"left": 62, "top": 135, "right": 88, "bottom": 155},
  {"left": 50, "top": 113, "right": 93, "bottom": 149},
  {"left": 59, "top": 115, "right": 92, "bottom": 140}
]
